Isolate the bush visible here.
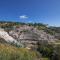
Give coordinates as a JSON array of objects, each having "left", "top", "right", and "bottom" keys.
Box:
[{"left": 37, "top": 42, "right": 54, "bottom": 58}]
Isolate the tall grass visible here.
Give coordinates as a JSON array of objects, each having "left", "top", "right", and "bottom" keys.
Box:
[{"left": 0, "top": 43, "right": 39, "bottom": 60}]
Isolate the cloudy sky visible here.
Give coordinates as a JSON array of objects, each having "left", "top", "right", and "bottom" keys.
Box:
[{"left": 0, "top": 0, "right": 60, "bottom": 26}]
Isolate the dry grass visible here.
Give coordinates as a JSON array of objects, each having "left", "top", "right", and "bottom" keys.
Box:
[{"left": 0, "top": 43, "right": 40, "bottom": 60}]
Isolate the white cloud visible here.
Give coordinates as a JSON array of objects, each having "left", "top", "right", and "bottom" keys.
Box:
[{"left": 19, "top": 15, "right": 28, "bottom": 19}]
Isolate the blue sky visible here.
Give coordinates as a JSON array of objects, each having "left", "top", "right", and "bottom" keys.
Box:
[{"left": 0, "top": 0, "right": 60, "bottom": 26}]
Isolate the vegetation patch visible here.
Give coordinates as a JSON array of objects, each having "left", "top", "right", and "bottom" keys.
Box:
[{"left": 0, "top": 43, "right": 40, "bottom": 60}]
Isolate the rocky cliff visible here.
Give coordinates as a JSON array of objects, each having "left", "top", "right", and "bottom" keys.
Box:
[
  {"left": 9, "top": 25, "right": 57, "bottom": 48},
  {"left": 0, "top": 25, "right": 58, "bottom": 49},
  {"left": 0, "top": 28, "right": 20, "bottom": 46}
]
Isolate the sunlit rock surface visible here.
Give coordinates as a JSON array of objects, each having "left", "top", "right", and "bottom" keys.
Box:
[
  {"left": 9, "top": 25, "right": 57, "bottom": 48},
  {"left": 0, "top": 28, "right": 20, "bottom": 45}
]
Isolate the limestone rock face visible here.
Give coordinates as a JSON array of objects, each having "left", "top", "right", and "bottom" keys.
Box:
[
  {"left": 0, "top": 28, "right": 20, "bottom": 45},
  {"left": 0, "top": 25, "right": 57, "bottom": 49},
  {"left": 9, "top": 25, "right": 57, "bottom": 48}
]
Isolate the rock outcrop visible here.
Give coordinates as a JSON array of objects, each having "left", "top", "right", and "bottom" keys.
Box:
[
  {"left": 0, "top": 25, "right": 58, "bottom": 49},
  {"left": 9, "top": 25, "right": 57, "bottom": 48},
  {"left": 0, "top": 28, "right": 20, "bottom": 45}
]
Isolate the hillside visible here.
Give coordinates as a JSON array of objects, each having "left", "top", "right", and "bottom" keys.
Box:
[
  {"left": 0, "top": 22, "right": 60, "bottom": 60},
  {"left": 0, "top": 23, "right": 58, "bottom": 49},
  {"left": 9, "top": 25, "right": 57, "bottom": 48}
]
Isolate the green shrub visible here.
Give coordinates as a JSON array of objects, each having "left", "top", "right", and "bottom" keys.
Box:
[{"left": 37, "top": 43, "right": 54, "bottom": 58}]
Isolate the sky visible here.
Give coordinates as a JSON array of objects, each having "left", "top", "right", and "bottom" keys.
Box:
[{"left": 0, "top": 0, "right": 60, "bottom": 26}]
